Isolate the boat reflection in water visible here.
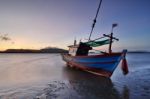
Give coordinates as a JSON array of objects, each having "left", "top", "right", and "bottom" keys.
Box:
[
  {"left": 39, "top": 66, "right": 129, "bottom": 99},
  {"left": 62, "top": 67, "right": 120, "bottom": 99}
]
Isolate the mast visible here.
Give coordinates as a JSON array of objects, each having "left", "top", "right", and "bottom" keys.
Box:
[
  {"left": 88, "top": 0, "right": 103, "bottom": 41},
  {"left": 103, "top": 23, "right": 119, "bottom": 54}
]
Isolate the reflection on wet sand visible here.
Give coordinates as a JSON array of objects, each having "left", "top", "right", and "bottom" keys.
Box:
[
  {"left": 122, "top": 86, "right": 130, "bottom": 99},
  {"left": 37, "top": 67, "right": 129, "bottom": 99},
  {"left": 62, "top": 67, "right": 120, "bottom": 99},
  {"left": 0, "top": 53, "right": 149, "bottom": 99}
]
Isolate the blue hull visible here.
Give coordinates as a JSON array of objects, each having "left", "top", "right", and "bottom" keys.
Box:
[{"left": 62, "top": 50, "right": 126, "bottom": 77}]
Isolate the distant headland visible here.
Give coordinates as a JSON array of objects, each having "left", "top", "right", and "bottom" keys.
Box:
[
  {"left": 0, "top": 48, "right": 149, "bottom": 54},
  {"left": 128, "top": 51, "right": 150, "bottom": 53},
  {"left": 0, "top": 47, "right": 68, "bottom": 53}
]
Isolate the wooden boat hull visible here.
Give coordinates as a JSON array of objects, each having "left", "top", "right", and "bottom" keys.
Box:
[{"left": 61, "top": 51, "right": 126, "bottom": 77}]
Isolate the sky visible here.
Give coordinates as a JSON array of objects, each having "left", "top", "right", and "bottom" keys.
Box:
[{"left": 0, "top": 0, "right": 150, "bottom": 51}]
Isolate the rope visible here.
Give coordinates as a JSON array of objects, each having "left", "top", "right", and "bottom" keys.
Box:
[{"left": 88, "top": 0, "right": 103, "bottom": 41}]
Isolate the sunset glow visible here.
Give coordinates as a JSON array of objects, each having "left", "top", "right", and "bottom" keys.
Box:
[{"left": 0, "top": 0, "right": 150, "bottom": 51}]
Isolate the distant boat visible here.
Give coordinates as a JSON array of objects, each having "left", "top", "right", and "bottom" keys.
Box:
[{"left": 61, "top": 0, "right": 129, "bottom": 77}]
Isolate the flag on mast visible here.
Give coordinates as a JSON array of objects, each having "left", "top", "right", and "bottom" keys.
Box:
[{"left": 112, "top": 23, "right": 118, "bottom": 28}]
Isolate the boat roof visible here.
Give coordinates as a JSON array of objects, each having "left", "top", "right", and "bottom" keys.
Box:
[{"left": 68, "top": 45, "right": 79, "bottom": 48}]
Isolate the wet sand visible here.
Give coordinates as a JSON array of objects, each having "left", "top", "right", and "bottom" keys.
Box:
[{"left": 0, "top": 53, "right": 150, "bottom": 99}]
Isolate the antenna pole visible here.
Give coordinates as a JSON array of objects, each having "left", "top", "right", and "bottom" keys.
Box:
[{"left": 88, "top": 0, "right": 103, "bottom": 41}]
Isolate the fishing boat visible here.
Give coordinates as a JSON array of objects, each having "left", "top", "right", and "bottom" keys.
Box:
[{"left": 61, "top": 0, "right": 129, "bottom": 77}]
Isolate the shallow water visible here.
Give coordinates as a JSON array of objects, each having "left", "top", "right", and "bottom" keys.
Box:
[{"left": 0, "top": 53, "right": 149, "bottom": 99}]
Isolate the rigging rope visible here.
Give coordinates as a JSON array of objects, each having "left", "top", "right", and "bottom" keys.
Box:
[{"left": 88, "top": 0, "right": 103, "bottom": 41}]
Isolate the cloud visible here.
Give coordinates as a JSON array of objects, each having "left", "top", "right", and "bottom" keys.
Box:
[{"left": 0, "top": 33, "right": 11, "bottom": 41}]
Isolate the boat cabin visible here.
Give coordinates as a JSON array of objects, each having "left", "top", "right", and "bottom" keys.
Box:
[{"left": 68, "top": 42, "right": 92, "bottom": 56}]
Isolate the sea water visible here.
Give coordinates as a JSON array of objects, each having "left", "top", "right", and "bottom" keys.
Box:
[{"left": 0, "top": 53, "right": 149, "bottom": 99}]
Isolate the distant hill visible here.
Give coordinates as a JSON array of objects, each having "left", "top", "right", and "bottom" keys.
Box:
[
  {"left": 1, "top": 49, "right": 40, "bottom": 53},
  {"left": 0, "top": 47, "right": 68, "bottom": 53},
  {"left": 0, "top": 48, "right": 150, "bottom": 54},
  {"left": 40, "top": 47, "right": 68, "bottom": 53},
  {"left": 128, "top": 51, "right": 150, "bottom": 53}
]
